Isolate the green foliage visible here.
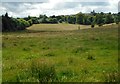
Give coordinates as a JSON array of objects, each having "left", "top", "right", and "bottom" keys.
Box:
[
  {"left": 76, "top": 12, "right": 84, "bottom": 24},
  {"left": 67, "top": 16, "right": 76, "bottom": 24},
  {"left": 28, "top": 19, "right": 33, "bottom": 26},
  {"left": 83, "top": 15, "right": 91, "bottom": 25},
  {"left": 2, "top": 11, "right": 120, "bottom": 32},
  {"left": 18, "top": 18, "right": 30, "bottom": 28},
  {"left": 105, "top": 12, "right": 114, "bottom": 24},
  {"left": 47, "top": 18, "right": 58, "bottom": 24},
  {"left": 118, "top": 12, "right": 120, "bottom": 22},
  {"left": 58, "top": 19, "right": 62, "bottom": 23},
  {"left": 96, "top": 13, "right": 105, "bottom": 25},
  {"left": 31, "top": 17, "right": 39, "bottom": 24},
  {"left": 2, "top": 13, "right": 31, "bottom": 32},
  {"left": 114, "top": 13, "right": 120, "bottom": 24}
]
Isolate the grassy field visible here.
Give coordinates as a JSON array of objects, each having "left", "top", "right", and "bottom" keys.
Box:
[
  {"left": 27, "top": 23, "right": 116, "bottom": 31},
  {"left": 2, "top": 24, "right": 119, "bottom": 82},
  {"left": 27, "top": 24, "right": 91, "bottom": 31}
]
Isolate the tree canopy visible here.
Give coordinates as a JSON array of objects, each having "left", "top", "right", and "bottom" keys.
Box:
[{"left": 1, "top": 11, "right": 120, "bottom": 32}]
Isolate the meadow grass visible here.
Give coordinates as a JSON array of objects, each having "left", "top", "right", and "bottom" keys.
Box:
[
  {"left": 27, "top": 24, "right": 91, "bottom": 31},
  {"left": 2, "top": 24, "right": 119, "bottom": 82}
]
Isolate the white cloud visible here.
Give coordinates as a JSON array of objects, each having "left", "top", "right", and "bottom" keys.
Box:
[
  {"left": 1, "top": 0, "right": 49, "bottom": 2},
  {"left": 0, "top": 0, "right": 119, "bottom": 17},
  {"left": 108, "top": 0, "right": 119, "bottom": 12},
  {"left": 118, "top": 1, "right": 120, "bottom": 12},
  {"left": 0, "top": 4, "right": 7, "bottom": 15}
]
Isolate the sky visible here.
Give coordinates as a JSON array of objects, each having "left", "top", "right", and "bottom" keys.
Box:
[{"left": 0, "top": 0, "right": 120, "bottom": 17}]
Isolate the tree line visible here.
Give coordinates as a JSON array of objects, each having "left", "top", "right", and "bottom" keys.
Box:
[
  {"left": 1, "top": 10, "right": 120, "bottom": 32},
  {"left": 2, "top": 13, "right": 32, "bottom": 32}
]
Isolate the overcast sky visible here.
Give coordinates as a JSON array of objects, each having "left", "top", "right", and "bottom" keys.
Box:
[{"left": 0, "top": 0, "right": 119, "bottom": 17}]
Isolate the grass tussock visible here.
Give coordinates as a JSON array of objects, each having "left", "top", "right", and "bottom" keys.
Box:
[
  {"left": 103, "top": 71, "right": 119, "bottom": 82},
  {"left": 14, "top": 58, "right": 57, "bottom": 82}
]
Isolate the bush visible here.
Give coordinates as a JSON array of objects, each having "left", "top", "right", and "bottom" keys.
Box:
[
  {"left": 116, "top": 21, "right": 119, "bottom": 24},
  {"left": 18, "top": 19, "right": 30, "bottom": 27},
  {"left": 58, "top": 19, "right": 62, "bottom": 23},
  {"left": 91, "top": 24, "right": 95, "bottom": 28},
  {"left": 47, "top": 18, "right": 58, "bottom": 24},
  {"left": 28, "top": 19, "right": 33, "bottom": 26},
  {"left": 98, "top": 23, "right": 103, "bottom": 27},
  {"left": 2, "top": 13, "right": 31, "bottom": 32}
]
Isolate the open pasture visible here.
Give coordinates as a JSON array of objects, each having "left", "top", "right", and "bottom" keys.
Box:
[{"left": 2, "top": 24, "right": 119, "bottom": 82}]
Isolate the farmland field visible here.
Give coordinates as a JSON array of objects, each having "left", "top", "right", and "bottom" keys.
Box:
[
  {"left": 2, "top": 24, "right": 119, "bottom": 82},
  {"left": 27, "top": 24, "right": 92, "bottom": 31}
]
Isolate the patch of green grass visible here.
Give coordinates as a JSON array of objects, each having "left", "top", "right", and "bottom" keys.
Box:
[{"left": 2, "top": 24, "right": 118, "bottom": 82}]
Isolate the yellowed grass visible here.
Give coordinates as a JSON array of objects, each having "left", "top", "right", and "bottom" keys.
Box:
[
  {"left": 27, "top": 24, "right": 91, "bottom": 31},
  {"left": 27, "top": 23, "right": 118, "bottom": 32}
]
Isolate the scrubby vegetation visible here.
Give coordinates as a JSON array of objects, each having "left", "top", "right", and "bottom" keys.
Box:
[{"left": 2, "top": 13, "right": 32, "bottom": 32}]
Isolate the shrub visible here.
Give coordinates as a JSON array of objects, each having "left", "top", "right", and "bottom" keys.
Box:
[
  {"left": 116, "top": 21, "right": 119, "bottom": 24},
  {"left": 91, "top": 23, "right": 95, "bottom": 28},
  {"left": 98, "top": 23, "right": 103, "bottom": 27},
  {"left": 28, "top": 19, "right": 33, "bottom": 26},
  {"left": 58, "top": 19, "right": 62, "bottom": 23}
]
